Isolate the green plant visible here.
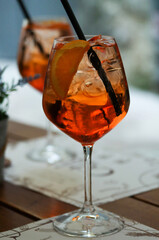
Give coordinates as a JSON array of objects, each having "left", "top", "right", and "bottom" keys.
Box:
[{"left": 0, "top": 67, "right": 39, "bottom": 120}]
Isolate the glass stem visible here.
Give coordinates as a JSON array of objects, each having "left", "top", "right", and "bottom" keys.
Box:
[
  {"left": 46, "top": 119, "right": 53, "bottom": 147},
  {"left": 82, "top": 145, "right": 95, "bottom": 213}
]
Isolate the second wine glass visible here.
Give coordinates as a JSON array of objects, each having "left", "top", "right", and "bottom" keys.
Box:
[{"left": 17, "top": 17, "right": 72, "bottom": 163}]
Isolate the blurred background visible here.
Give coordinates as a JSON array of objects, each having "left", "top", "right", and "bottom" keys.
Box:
[{"left": 0, "top": 0, "right": 159, "bottom": 92}]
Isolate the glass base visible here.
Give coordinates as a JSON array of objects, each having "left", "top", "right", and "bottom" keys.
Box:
[
  {"left": 27, "top": 144, "right": 60, "bottom": 164},
  {"left": 53, "top": 208, "right": 124, "bottom": 238}
]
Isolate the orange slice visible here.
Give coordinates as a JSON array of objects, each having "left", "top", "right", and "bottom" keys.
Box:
[{"left": 50, "top": 39, "right": 90, "bottom": 99}]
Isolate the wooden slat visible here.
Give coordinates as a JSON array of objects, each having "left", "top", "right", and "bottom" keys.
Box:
[
  {"left": 101, "top": 197, "right": 159, "bottom": 231},
  {"left": 1, "top": 182, "right": 159, "bottom": 231},
  {"left": 8, "top": 120, "right": 46, "bottom": 140},
  {"left": 0, "top": 181, "right": 77, "bottom": 219},
  {"left": 0, "top": 204, "right": 34, "bottom": 232},
  {"left": 134, "top": 188, "right": 159, "bottom": 207}
]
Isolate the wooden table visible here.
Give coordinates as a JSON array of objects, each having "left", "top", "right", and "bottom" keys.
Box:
[{"left": 0, "top": 120, "right": 159, "bottom": 233}]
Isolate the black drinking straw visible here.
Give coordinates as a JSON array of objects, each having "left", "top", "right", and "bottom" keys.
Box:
[
  {"left": 16, "top": 0, "right": 32, "bottom": 23},
  {"left": 60, "top": 0, "right": 121, "bottom": 116},
  {"left": 16, "top": 0, "right": 47, "bottom": 57}
]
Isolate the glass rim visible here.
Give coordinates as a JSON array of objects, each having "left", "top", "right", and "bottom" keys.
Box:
[
  {"left": 22, "top": 16, "right": 69, "bottom": 28},
  {"left": 54, "top": 35, "right": 116, "bottom": 44}
]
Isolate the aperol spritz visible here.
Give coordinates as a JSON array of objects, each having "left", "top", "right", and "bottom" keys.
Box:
[
  {"left": 17, "top": 18, "right": 72, "bottom": 163},
  {"left": 43, "top": 35, "right": 130, "bottom": 237},
  {"left": 17, "top": 18, "right": 72, "bottom": 92}
]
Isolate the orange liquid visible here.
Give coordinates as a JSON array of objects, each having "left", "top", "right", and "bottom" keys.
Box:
[
  {"left": 19, "top": 54, "right": 48, "bottom": 92},
  {"left": 17, "top": 19, "right": 72, "bottom": 92},
  {"left": 43, "top": 91, "right": 129, "bottom": 145}
]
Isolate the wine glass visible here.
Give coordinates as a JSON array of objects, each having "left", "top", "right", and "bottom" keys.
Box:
[
  {"left": 17, "top": 17, "right": 72, "bottom": 163},
  {"left": 42, "top": 35, "right": 130, "bottom": 237}
]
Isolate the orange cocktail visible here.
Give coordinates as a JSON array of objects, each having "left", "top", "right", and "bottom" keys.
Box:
[
  {"left": 42, "top": 35, "right": 130, "bottom": 237},
  {"left": 43, "top": 35, "right": 129, "bottom": 145},
  {"left": 17, "top": 18, "right": 72, "bottom": 92},
  {"left": 17, "top": 18, "right": 72, "bottom": 163}
]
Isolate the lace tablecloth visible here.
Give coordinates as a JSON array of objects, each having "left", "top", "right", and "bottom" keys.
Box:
[{"left": 5, "top": 134, "right": 159, "bottom": 207}]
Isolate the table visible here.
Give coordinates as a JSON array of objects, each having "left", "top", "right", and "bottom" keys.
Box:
[{"left": 0, "top": 120, "right": 159, "bottom": 233}]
